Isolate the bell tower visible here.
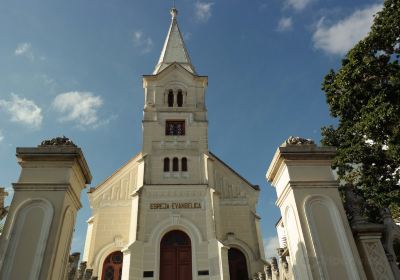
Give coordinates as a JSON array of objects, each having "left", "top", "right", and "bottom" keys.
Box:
[{"left": 141, "top": 8, "right": 209, "bottom": 185}]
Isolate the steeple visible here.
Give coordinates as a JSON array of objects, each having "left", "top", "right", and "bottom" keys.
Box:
[{"left": 153, "top": 8, "right": 196, "bottom": 74}]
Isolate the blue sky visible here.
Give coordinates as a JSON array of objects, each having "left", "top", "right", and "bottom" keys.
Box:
[{"left": 0, "top": 0, "right": 383, "bottom": 258}]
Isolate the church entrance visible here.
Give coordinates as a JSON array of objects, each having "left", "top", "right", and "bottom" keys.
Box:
[
  {"left": 228, "top": 248, "right": 249, "bottom": 280},
  {"left": 101, "top": 251, "right": 123, "bottom": 280},
  {"left": 160, "top": 230, "right": 192, "bottom": 280}
]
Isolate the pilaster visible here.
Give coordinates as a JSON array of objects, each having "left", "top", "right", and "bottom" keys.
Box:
[
  {"left": 352, "top": 224, "right": 394, "bottom": 280},
  {"left": 207, "top": 239, "right": 230, "bottom": 280},
  {"left": 124, "top": 240, "right": 144, "bottom": 280}
]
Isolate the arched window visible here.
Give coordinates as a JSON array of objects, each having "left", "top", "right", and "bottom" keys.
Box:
[
  {"left": 102, "top": 251, "right": 123, "bottom": 280},
  {"left": 177, "top": 90, "right": 183, "bottom": 107},
  {"left": 228, "top": 248, "right": 249, "bottom": 280},
  {"left": 168, "top": 90, "right": 174, "bottom": 107},
  {"left": 163, "top": 158, "right": 170, "bottom": 172},
  {"left": 181, "top": 157, "right": 188, "bottom": 172},
  {"left": 172, "top": 157, "right": 179, "bottom": 172}
]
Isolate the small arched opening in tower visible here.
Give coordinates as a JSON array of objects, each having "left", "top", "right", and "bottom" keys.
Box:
[
  {"left": 163, "top": 158, "right": 170, "bottom": 172},
  {"left": 177, "top": 90, "right": 183, "bottom": 107},
  {"left": 181, "top": 157, "right": 187, "bottom": 171},
  {"left": 168, "top": 90, "right": 174, "bottom": 107}
]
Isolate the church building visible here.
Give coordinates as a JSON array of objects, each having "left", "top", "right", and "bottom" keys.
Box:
[{"left": 82, "top": 8, "right": 266, "bottom": 280}]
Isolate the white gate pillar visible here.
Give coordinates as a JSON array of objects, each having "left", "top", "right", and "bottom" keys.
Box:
[
  {"left": 0, "top": 137, "right": 91, "bottom": 280},
  {"left": 266, "top": 137, "right": 366, "bottom": 280}
]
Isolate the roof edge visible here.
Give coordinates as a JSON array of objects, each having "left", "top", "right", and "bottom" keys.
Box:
[
  {"left": 144, "top": 62, "right": 207, "bottom": 79},
  {"left": 208, "top": 151, "right": 260, "bottom": 191},
  {"left": 89, "top": 152, "right": 142, "bottom": 193}
]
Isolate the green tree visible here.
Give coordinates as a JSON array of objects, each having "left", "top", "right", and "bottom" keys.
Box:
[{"left": 321, "top": 0, "right": 400, "bottom": 219}]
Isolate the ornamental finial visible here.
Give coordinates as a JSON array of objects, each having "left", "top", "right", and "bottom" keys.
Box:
[
  {"left": 39, "top": 136, "right": 77, "bottom": 147},
  {"left": 284, "top": 136, "right": 315, "bottom": 146},
  {"left": 170, "top": 7, "right": 178, "bottom": 19}
]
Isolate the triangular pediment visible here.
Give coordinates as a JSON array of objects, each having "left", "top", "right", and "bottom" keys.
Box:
[
  {"left": 208, "top": 151, "right": 260, "bottom": 192},
  {"left": 88, "top": 153, "right": 143, "bottom": 206},
  {"left": 155, "top": 62, "right": 197, "bottom": 78},
  {"left": 143, "top": 62, "right": 208, "bottom": 86}
]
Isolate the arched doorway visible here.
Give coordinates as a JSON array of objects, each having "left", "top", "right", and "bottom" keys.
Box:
[
  {"left": 101, "top": 251, "right": 123, "bottom": 280},
  {"left": 228, "top": 248, "right": 249, "bottom": 280},
  {"left": 160, "top": 230, "right": 192, "bottom": 280}
]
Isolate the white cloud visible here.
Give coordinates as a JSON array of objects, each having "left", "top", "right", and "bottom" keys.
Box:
[
  {"left": 0, "top": 130, "right": 4, "bottom": 142},
  {"left": 264, "top": 236, "right": 280, "bottom": 259},
  {"left": 286, "top": 0, "right": 313, "bottom": 11},
  {"left": 52, "top": 91, "right": 104, "bottom": 128},
  {"left": 195, "top": 2, "right": 214, "bottom": 22},
  {"left": 14, "top": 42, "right": 35, "bottom": 61},
  {"left": 277, "top": 17, "right": 293, "bottom": 31},
  {"left": 313, "top": 4, "right": 383, "bottom": 55},
  {"left": 0, "top": 93, "right": 43, "bottom": 128},
  {"left": 133, "top": 31, "right": 153, "bottom": 54},
  {"left": 15, "top": 43, "right": 30, "bottom": 55}
]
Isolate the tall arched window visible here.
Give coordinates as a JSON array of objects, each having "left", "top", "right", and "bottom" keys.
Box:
[
  {"left": 177, "top": 90, "right": 183, "bottom": 107},
  {"left": 181, "top": 157, "right": 188, "bottom": 172},
  {"left": 168, "top": 90, "right": 174, "bottom": 107},
  {"left": 228, "top": 248, "right": 249, "bottom": 280},
  {"left": 102, "top": 251, "right": 123, "bottom": 280},
  {"left": 163, "top": 158, "right": 170, "bottom": 172},
  {"left": 172, "top": 157, "right": 179, "bottom": 172}
]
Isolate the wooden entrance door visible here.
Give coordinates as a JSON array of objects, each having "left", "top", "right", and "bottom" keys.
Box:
[
  {"left": 228, "top": 248, "right": 249, "bottom": 280},
  {"left": 160, "top": 230, "right": 192, "bottom": 280},
  {"left": 101, "top": 251, "right": 123, "bottom": 280}
]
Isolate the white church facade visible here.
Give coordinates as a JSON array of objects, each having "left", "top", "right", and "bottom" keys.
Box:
[
  {"left": 0, "top": 7, "right": 399, "bottom": 280},
  {"left": 82, "top": 8, "right": 266, "bottom": 280}
]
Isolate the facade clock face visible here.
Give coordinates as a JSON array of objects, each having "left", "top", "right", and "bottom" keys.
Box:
[{"left": 166, "top": 120, "right": 185, "bottom": 135}]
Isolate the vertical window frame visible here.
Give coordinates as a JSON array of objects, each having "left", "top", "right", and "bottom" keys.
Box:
[
  {"left": 181, "top": 157, "right": 188, "bottom": 172},
  {"left": 163, "top": 158, "right": 170, "bottom": 172},
  {"left": 177, "top": 90, "right": 183, "bottom": 107},
  {"left": 167, "top": 90, "right": 174, "bottom": 107}
]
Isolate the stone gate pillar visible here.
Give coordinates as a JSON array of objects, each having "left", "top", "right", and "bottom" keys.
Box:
[
  {"left": 266, "top": 137, "right": 366, "bottom": 280},
  {"left": 0, "top": 137, "right": 92, "bottom": 280}
]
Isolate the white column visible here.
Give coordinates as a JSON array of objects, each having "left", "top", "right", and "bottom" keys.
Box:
[
  {"left": 0, "top": 140, "right": 91, "bottom": 280},
  {"left": 266, "top": 140, "right": 367, "bottom": 280},
  {"left": 82, "top": 217, "right": 94, "bottom": 262}
]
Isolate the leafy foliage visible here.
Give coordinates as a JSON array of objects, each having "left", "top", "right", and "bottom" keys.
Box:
[{"left": 321, "top": 0, "right": 400, "bottom": 218}]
